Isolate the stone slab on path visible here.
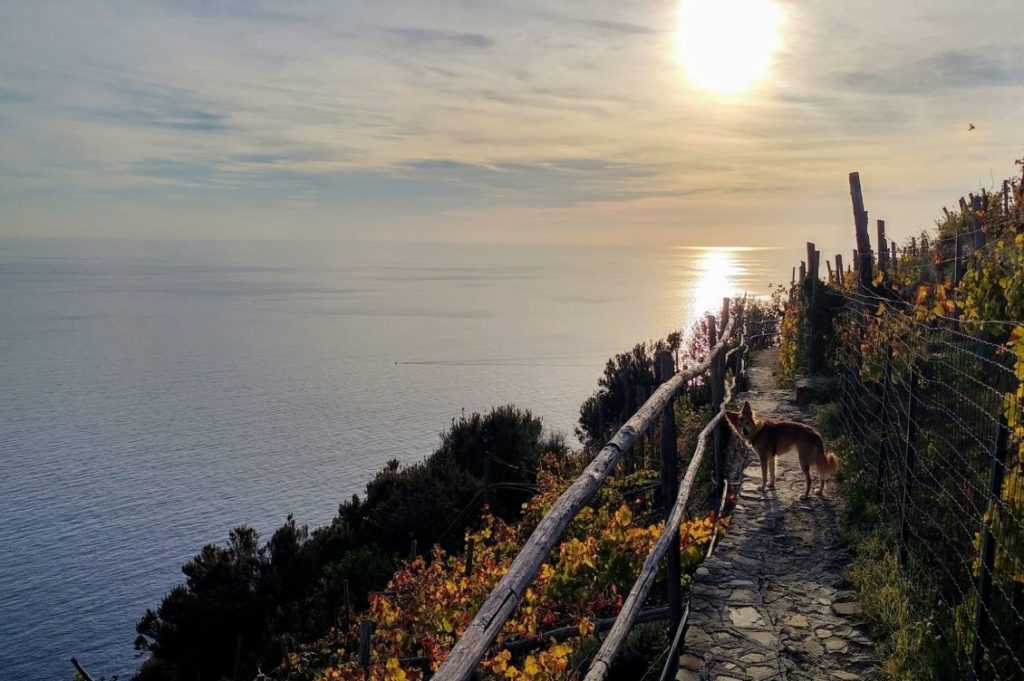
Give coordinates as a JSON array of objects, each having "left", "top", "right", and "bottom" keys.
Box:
[{"left": 678, "top": 348, "right": 880, "bottom": 681}]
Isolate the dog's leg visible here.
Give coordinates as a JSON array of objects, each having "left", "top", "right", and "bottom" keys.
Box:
[
  {"left": 767, "top": 455, "right": 777, "bottom": 490},
  {"left": 798, "top": 448, "right": 812, "bottom": 500},
  {"left": 757, "top": 452, "right": 768, "bottom": 492},
  {"left": 814, "top": 441, "right": 826, "bottom": 495}
]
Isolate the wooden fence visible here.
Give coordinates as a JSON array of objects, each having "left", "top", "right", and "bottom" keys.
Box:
[
  {"left": 429, "top": 298, "right": 755, "bottom": 681},
  {"left": 789, "top": 171, "right": 1024, "bottom": 681}
]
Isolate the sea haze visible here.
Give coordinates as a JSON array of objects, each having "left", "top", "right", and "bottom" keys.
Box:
[{"left": 0, "top": 238, "right": 787, "bottom": 680}]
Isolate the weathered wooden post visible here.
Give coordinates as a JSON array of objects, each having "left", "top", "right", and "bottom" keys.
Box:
[
  {"left": 970, "top": 415, "right": 1010, "bottom": 681},
  {"left": 799, "top": 261, "right": 806, "bottom": 281},
  {"left": 359, "top": 619, "right": 373, "bottom": 677},
  {"left": 835, "top": 254, "right": 844, "bottom": 286},
  {"left": 898, "top": 370, "right": 918, "bottom": 567},
  {"left": 910, "top": 237, "right": 917, "bottom": 255},
  {"left": 711, "top": 299, "right": 731, "bottom": 494},
  {"left": 343, "top": 579, "right": 351, "bottom": 622},
  {"left": 890, "top": 240, "right": 898, "bottom": 271},
  {"left": 465, "top": 537, "right": 475, "bottom": 577},
  {"left": 806, "top": 242, "right": 818, "bottom": 300},
  {"left": 972, "top": 194, "right": 986, "bottom": 250},
  {"left": 655, "top": 350, "right": 681, "bottom": 668},
  {"left": 954, "top": 224, "right": 964, "bottom": 286},
  {"left": 826, "top": 259, "right": 834, "bottom": 284},
  {"left": 850, "top": 171, "right": 873, "bottom": 289},
  {"left": 1004, "top": 180, "right": 1011, "bottom": 216},
  {"left": 877, "top": 220, "right": 889, "bottom": 273}
]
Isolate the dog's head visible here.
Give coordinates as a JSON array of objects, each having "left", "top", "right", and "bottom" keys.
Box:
[{"left": 726, "top": 401, "right": 758, "bottom": 439}]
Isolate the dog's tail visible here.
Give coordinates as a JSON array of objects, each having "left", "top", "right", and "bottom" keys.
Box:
[{"left": 822, "top": 451, "right": 840, "bottom": 477}]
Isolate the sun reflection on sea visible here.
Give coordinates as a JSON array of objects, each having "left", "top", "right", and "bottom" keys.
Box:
[{"left": 680, "top": 247, "right": 747, "bottom": 332}]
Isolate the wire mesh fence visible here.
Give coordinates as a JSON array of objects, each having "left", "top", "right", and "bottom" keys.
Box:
[{"left": 830, "top": 288, "right": 1023, "bottom": 681}]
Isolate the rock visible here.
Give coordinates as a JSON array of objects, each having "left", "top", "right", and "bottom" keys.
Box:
[
  {"left": 749, "top": 666, "right": 776, "bottom": 680},
  {"left": 744, "top": 630, "right": 776, "bottom": 648},
  {"left": 832, "top": 672, "right": 860, "bottom": 680},
  {"left": 815, "top": 628, "right": 832, "bottom": 639},
  {"left": 675, "top": 670, "right": 698, "bottom": 681},
  {"left": 785, "top": 614, "right": 809, "bottom": 628},
  {"left": 825, "top": 637, "right": 850, "bottom": 653},
  {"left": 740, "top": 652, "right": 766, "bottom": 663},
  {"left": 679, "top": 654, "right": 703, "bottom": 671},
  {"left": 685, "top": 626, "right": 713, "bottom": 647},
  {"left": 802, "top": 639, "right": 825, "bottom": 656},
  {"left": 731, "top": 589, "right": 756, "bottom": 603},
  {"left": 832, "top": 602, "right": 863, "bottom": 616},
  {"left": 728, "top": 606, "right": 764, "bottom": 628}
]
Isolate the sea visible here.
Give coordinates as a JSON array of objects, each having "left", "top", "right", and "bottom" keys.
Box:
[{"left": 0, "top": 238, "right": 787, "bottom": 680}]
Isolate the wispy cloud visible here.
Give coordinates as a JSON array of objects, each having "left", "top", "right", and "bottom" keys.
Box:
[{"left": 1, "top": 0, "right": 1022, "bottom": 244}]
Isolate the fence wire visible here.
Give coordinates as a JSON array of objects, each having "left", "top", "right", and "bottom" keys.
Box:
[{"left": 830, "top": 288, "right": 1023, "bottom": 681}]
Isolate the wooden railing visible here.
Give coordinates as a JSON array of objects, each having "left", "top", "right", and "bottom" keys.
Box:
[{"left": 433, "top": 298, "right": 750, "bottom": 681}]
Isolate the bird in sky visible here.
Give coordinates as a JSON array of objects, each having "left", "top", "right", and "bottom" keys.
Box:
[{"left": 968, "top": 123, "right": 976, "bottom": 131}]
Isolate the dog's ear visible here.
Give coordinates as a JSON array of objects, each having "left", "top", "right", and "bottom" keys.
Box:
[
  {"left": 725, "top": 411, "right": 740, "bottom": 428},
  {"left": 741, "top": 401, "right": 753, "bottom": 418}
]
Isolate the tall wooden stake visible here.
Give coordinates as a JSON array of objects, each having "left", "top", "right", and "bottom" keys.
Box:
[
  {"left": 971, "top": 416, "right": 1010, "bottom": 680},
  {"left": 850, "top": 171, "right": 873, "bottom": 289},
  {"left": 656, "top": 350, "right": 681, "bottom": 674}
]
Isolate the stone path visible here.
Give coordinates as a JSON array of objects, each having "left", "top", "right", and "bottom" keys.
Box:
[{"left": 678, "top": 348, "right": 880, "bottom": 681}]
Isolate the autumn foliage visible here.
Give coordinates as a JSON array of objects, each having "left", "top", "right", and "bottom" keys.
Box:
[{"left": 285, "top": 453, "right": 727, "bottom": 681}]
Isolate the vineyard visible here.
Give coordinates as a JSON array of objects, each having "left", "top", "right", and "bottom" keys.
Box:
[{"left": 780, "top": 159, "right": 1024, "bottom": 680}]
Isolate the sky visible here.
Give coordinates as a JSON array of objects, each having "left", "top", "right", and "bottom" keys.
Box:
[{"left": 1, "top": 0, "right": 1022, "bottom": 248}]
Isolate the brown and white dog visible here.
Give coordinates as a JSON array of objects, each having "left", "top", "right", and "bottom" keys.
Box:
[{"left": 725, "top": 401, "right": 839, "bottom": 499}]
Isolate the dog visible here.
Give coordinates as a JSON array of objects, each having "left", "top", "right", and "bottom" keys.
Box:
[{"left": 725, "top": 401, "right": 839, "bottom": 500}]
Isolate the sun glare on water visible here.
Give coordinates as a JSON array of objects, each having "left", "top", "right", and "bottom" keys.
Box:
[
  {"left": 674, "top": 0, "right": 785, "bottom": 94},
  {"left": 682, "top": 248, "right": 747, "bottom": 332}
]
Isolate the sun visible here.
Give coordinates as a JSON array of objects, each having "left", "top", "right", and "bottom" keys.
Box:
[{"left": 674, "top": 0, "right": 785, "bottom": 94}]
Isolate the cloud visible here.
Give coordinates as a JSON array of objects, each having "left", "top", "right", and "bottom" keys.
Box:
[
  {"left": 387, "top": 28, "right": 495, "bottom": 50},
  {"left": 1, "top": 0, "right": 1022, "bottom": 242},
  {"left": 840, "top": 50, "right": 1022, "bottom": 95}
]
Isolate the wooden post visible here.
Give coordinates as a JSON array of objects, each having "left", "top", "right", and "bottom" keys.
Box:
[
  {"left": 791, "top": 266, "right": 796, "bottom": 285},
  {"left": 655, "top": 350, "right": 681, "bottom": 667},
  {"left": 898, "top": 370, "right": 918, "bottom": 567},
  {"left": 954, "top": 225, "right": 964, "bottom": 286},
  {"left": 343, "top": 579, "right": 351, "bottom": 626},
  {"left": 359, "top": 620, "right": 373, "bottom": 672},
  {"left": 877, "top": 220, "right": 888, "bottom": 273},
  {"left": 835, "top": 254, "right": 844, "bottom": 286},
  {"left": 911, "top": 237, "right": 917, "bottom": 255},
  {"left": 970, "top": 415, "right": 1010, "bottom": 680},
  {"left": 850, "top": 171, "right": 873, "bottom": 289},
  {"left": 799, "top": 261, "right": 806, "bottom": 281},
  {"left": 972, "top": 194, "right": 986, "bottom": 249},
  {"left": 890, "top": 240, "right": 898, "bottom": 271},
  {"left": 465, "top": 537, "right": 475, "bottom": 577},
  {"left": 1004, "top": 180, "right": 1011, "bottom": 215},
  {"left": 826, "top": 259, "right": 834, "bottom": 283},
  {"left": 711, "top": 299, "right": 730, "bottom": 495},
  {"left": 876, "top": 348, "right": 893, "bottom": 503},
  {"left": 813, "top": 250, "right": 821, "bottom": 300}
]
